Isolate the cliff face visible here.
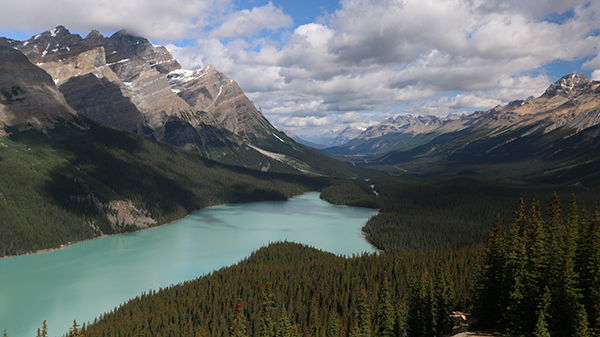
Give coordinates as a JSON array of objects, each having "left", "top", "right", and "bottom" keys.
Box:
[
  {"left": 10, "top": 26, "right": 189, "bottom": 136},
  {"left": 5, "top": 26, "right": 281, "bottom": 143},
  {"left": 0, "top": 45, "right": 76, "bottom": 130},
  {"left": 1, "top": 26, "right": 347, "bottom": 175}
]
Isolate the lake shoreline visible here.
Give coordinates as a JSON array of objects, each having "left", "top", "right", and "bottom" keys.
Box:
[{"left": 1, "top": 191, "right": 326, "bottom": 259}]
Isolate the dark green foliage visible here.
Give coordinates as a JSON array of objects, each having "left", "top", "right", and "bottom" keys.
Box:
[
  {"left": 259, "top": 283, "right": 277, "bottom": 337},
  {"left": 473, "top": 194, "right": 600, "bottom": 336},
  {"left": 81, "top": 241, "right": 478, "bottom": 337},
  {"left": 357, "top": 172, "right": 600, "bottom": 252},
  {"left": 356, "top": 286, "right": 372, "bottom": 337},
  {"left": 230, "top": 300, "right": 249, "bottom": 337},
  {"left": 0, "top": 117, "right": 363, "bottom": 256},
  {"left": 376, "top": 275, "right": 394, "bottom": 337}
]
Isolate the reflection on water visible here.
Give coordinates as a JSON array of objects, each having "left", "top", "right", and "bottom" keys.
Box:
[{"left": 0, "top": 193, "right": 377, "bottom": 337}]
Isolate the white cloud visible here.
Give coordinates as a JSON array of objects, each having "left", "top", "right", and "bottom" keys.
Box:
[
  {"left": 0, "top": 0, "right": 227, "bottom": 41},
  {"left": 207, "top": 3, "right": 292, "bottom": 39},
  {"left": 3, "top": 0, "right": 599, "bottom": 134}
]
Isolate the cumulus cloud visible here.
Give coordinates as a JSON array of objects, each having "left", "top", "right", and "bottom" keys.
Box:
[
  {"left": 207, "top": 2, "right": 292, "bottom": 39},
  {"left": 0, "top": 0, "right": 226, "bottom": 40},
  {"left": 2, "top": 0, "right": 599, "bottom": 134}
]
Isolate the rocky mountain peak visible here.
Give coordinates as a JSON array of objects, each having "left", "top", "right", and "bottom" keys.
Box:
[
  {"left": 0, "top": 45, "right": 76, "bottom": 129},
  {"left": 542, "top": 73, "right": 591, "bottom": 98}
]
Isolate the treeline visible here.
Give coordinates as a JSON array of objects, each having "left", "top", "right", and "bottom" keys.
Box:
[
  {"left": 472, "top": 194, "right": 600, "bottom": 336},
  {"left": 78, "top": 241, "right": 479, "bottom": 337}
]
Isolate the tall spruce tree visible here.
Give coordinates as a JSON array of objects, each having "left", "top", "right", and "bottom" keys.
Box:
[
  {"left": 521, "top": 200, "right": 549, "bottom": 332},
  {"left": 472, "top": 216, "right": 505, "bottom": 329},
  {"left": 393, "top": 299, "right": 406, "bottom": 337},
  {"left": 259, "top": 283, "right": 277, "bottom": 337},
  {"left": 377, "top": 274, "right": 394, "bottom": 337},
  {"left": 502, "top": 200, "right": 529, "bottom": 333},
  {"left": 230, "top": 300, "right": 249, "bottom": 337},
  {"left": 357, "top": 286, "right": 372, "bottom": 337},
  {"left": 434, "top": 265, "right": 455, "bottom": 336},
  {"left": 326, "top": 312, "right": 342, "bottom": 337}
]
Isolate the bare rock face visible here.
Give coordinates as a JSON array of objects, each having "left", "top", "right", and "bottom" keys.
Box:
[
  {"left": 12, "top": 26, "right": 190, "bottom": 137},
  {"left": 0, "top": 45, "right": 76, "bottom": 129},
  {"left": 168, "top": 65, "right": 274, "bottom": 140},
  {"left": 3, "top": 26, "right": 310, "bottom": 173}
]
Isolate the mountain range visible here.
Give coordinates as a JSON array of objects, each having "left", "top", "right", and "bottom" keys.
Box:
[
  {"left": 322, "top": 73, "right": 600, "bottom": 183},
  {"left": 0, "top": 26, "right": 357, "bottom": 177}
]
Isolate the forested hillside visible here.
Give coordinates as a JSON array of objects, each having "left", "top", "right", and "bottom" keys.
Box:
[
  {"left": 0, "top": 116, "right": 371, "bottom": 256},
  {"left": 77, "top": 241, "right": 479, "bottom": 337}
]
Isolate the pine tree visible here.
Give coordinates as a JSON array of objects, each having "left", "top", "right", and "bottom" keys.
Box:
[
  {"left": 533, "top": 311, "right": 550, "bottom": 337},
  {"left": 276, "top": 308, "right": 293, "bottom": 337},
  {"left": 502, "top": 200, "right": 529, "bottom": 333},
  {"left": 376, "top": 274, "right": 394, "bottom": 337},
  {"left": 230, "top": 300, "right": 249, "bottom": 337},
  {"left": 393, "top": 299, "right": 406, "bottom": 337},
  {"left": 326, "top": 312, "right": 342, "bottom": 337},
  {"left": 2, "top": 330, "right": 7, "bottom": 337},
  {"left": 407, "top": 271, "right": 436, "bottom": 337},
  {"left": 521, "top": 200, "right": 549, "bottom": 332},
  {"left": 41, "top": 320, "right": 48, "bottom": 337},
  {"left": 573, "top": 307, "right": 591, "bottom": 337},
  {"left": 259, "top": 283, "right": 277, "bottom": 337},
  {"left": 472, "top": 216, "right": 505, "bottom": 329},
  {"left": 435, "top": 265, "right": 455, "bottom": 336},
  {"left": 67, "top": 320, "right": 81, "bottom": 337},
  {"left": 357, "top": 286, "right": 372, "bottom": 337}
]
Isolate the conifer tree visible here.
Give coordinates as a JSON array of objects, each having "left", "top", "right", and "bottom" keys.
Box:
[
  {"left": 326, "top": 312, "right": 342, "bottom": 337},
  {"left": 533, "top": 311, "right": 550, "bottom": 337},
  {"left": 521, "top": 200, "right": 548, "bottom": 332},
  {"left": 357, "top": 286, "right": 372, "bottom": 337},
  {"left": 573, "top": 307, "right": 591, "bottom": 337},
  {"left": 2, "top": 330, "right": 7, "bottom": 337},
  {"left": 502, "top": 200, "right": 529, "bottom": 333},
  {"left": 407, "top": 271, "right": 436, "bottom": 337},
  {"left": 376, "top": 274, "right": 394, "bottom": 337},
  {"left": 548, "top": 195, "right": 582, "bottom": 336},
  {"left": 259, "top": 283, "right": 277, "bottom": 337},
  {"left": 41, "top": 320, "right": 48, "bottom": 337},
  {"left": 67, "top": 320, "right": 81, "bottom": 337},
  {"left": 434, "top": 265, "right": 455, "bottom": 336},
  {"left": 393, "top": 299, "right": 406, "bottom": 337},
  {"left": 472, "top": 216, "right": 505, "bottom": 329},
  {"left": 276, "top": 308, "right": 293, "bottom": 337},
  {"left": 230, "top": 300, "right": 249, "bottom": 337}
]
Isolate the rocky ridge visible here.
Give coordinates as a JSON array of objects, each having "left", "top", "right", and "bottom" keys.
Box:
[
  {"left": 1, "top": 26, "right": 323, "bottom": 173},
  {"left": 333, "top": 73, "right": 600, "bottom": 155},
  {"left": 0, "top": 45, "right": 76, "bottom": 130}
]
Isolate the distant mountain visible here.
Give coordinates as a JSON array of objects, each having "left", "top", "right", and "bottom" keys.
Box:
[
  {"left": 281, "top": 129, "right": 328, "bottom": 149},
  {"left": 1, "top": 26, "right": 359, "bottom": 177},
  {"left": 288, "top": 126, "right": 364, "bottom": 148},
  {"left": 327, "top": 73, "right": 600, "bottom": 182},
  {"left": 330, "top": 126, "right": 363, "bottom": 146}
]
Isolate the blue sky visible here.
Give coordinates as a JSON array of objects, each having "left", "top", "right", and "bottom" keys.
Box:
[{"left": 1, "top": 0, "right": 599, "bottom": 138}]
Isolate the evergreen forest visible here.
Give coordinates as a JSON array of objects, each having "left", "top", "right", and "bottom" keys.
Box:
[{"left": 3, "top": 116, "right": 600, "bottom": 337}]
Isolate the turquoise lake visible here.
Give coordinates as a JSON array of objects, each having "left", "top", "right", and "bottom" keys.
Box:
[{"left": 0, "top": 193, "right": 378, "bottom": 337}]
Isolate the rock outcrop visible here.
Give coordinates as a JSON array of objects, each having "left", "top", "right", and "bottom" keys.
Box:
[{"left": 0, "top": 45, "right": 76, "bottom": 130}]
